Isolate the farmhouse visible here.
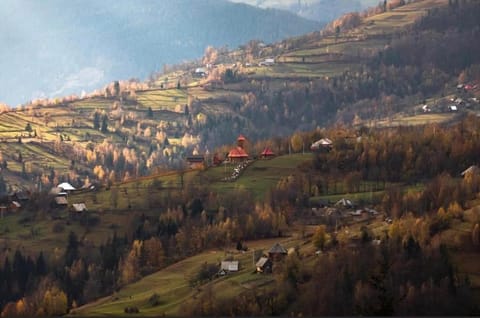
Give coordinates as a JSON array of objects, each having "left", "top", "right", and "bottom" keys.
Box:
[
  {"left": 268, "top": 242, "right": 288, "bottom": 262},
  {"left": 310, "top": 138, "right": 333, "bottom": 151},
  {"left": 255, "top": 257, "right": 272, "bottom": 273}
]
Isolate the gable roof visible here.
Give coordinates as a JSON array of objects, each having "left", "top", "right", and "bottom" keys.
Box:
[
  {"left": 57, "top": 182, "right": 76, "bottom": 191},
  {"left": 461, "top": 165, "right": 480, "bottom": 177},
  {"left": 237, "top": 134, "right": 246, "bottom": 142},
  {"left": 268, "top": 242, "right": 288, "bottom": 254},
  {"left": 11, "top": 201, "right": 21, "bottom": 208},
  {"left": 261, "top": 147, "right": 275, "bottom": 156},
  {"left": 256, "top": 257, "right": 270, "bottom": 268},
  {"left": 311, "top": 138, "right": 333, "bottom": 150},
  {"left": 228, "top": 147, "right": 248, "bottom": 158}
]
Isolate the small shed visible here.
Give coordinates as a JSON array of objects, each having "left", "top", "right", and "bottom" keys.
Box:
[
  {"left": 220, "top": 261, "right": 239, "bottom": 273},
  {"left": 256, "top": 257, "right": 272, "bottom": 273},
  {"left": 72, "top": 203, "right": 87, "bottom": 213},
  {"left": 54, "top": 196, "right": 68, "bottom": 206}
]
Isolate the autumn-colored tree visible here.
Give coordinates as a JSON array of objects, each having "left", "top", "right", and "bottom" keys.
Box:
[
  {"left": 290, "top": 133, "right": 303, "bottom": 153},
  {"left": 472, "top": 223, "right": 479, "bottom": 247},
  {"left": 313, "top": 225, "right": 327, "bottom": 250},
  {"left": 42, "top": 286, "right": 68, "bottom": 316}
]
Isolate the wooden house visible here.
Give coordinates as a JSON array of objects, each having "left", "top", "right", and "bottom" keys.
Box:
[
  {"left": 268, "top": 243, "right": 288, "bottom": 262},
  {"left": 256, "top": 257, "right": 272, "bottom": 273}
]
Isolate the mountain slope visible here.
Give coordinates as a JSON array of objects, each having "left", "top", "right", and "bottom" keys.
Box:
[
  {"left": 0, "top": 0, "right": 320, "bottom": 106},
  {"left": 230, "top": 0, "right": 380, "bottom": 22}
]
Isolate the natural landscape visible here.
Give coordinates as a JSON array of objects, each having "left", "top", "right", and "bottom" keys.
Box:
[{"left": 0, "top": 0, "right": 480, "bottom": 316}]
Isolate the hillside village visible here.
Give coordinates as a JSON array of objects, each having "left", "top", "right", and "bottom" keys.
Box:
[{"left": 1, "top": 0, "right": 480, "bottom": 316}]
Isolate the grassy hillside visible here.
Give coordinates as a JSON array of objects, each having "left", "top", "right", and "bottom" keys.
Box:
[{"left": 70, "top": 236, "right": 308, "bottom": 317}]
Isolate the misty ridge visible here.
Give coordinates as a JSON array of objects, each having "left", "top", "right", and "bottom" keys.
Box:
[{"left": 0, "top": 0, "right": 323, "bottom": 106}]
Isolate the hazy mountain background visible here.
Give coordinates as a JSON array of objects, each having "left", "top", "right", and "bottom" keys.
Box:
[
  {"left": 0, "top": 0, "right": 320, "bottom": 106},
  {"left": 229, "top": 0, "right": 380, "bottom": 22}
]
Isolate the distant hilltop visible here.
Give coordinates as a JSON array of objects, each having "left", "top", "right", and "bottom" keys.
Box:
[{"left": 0, "top": 0, "right": 320, "bottom": 107}]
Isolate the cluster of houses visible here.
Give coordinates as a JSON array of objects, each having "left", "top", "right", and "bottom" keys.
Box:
[
  {"left": 421, "top": 82, "right": 479, "bottom": 113},
  {"left": 310, "top": 198, "right": 380, "bottom": 222},
  {"left": 0, "top": 191, "right": 29, "bottom": 218},
  {"left": 49, "top": 182, "right": 89, "bottom": 213},
  {"left": 186, "top": 134, "right": 276, "bottom": 177},
  {"left": 217, "top": 242, "right": 290, "bottom": 277}
]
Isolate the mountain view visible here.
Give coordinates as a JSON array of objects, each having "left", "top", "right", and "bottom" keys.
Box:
[
  {"left": 1, "top": 0, "right": 480, "bottom": 316},
  {"left": 229, "top": 0, "right": 380, "bottom": 21},
  {"left": 0, "top": 0, "right": 320, "bottom": 106}
]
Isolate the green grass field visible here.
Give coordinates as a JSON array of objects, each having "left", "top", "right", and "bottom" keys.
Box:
[{"left": 203, "top": 154, "right": 313, "bottom": 201}]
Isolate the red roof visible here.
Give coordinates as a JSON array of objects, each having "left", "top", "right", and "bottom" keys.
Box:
[
  {"left": 237, "top": 134, "right": 246, "bottom": 142},
  {"left": 228, "top": 147, "right": 248, "bottom": 158},
  {"left": 261, "top": 147, "right": 275, "bottom": 156}
]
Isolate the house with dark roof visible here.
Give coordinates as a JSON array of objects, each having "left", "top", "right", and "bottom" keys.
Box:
[
  {"left": 268, "top": 243, "right": 288, "bottom": 262},
  {"left": 186, "top": 155, "right": 205, "bottom": 169}
]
